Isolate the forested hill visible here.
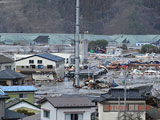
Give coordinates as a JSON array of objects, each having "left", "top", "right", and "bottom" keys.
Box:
[{"left": 0, "top": 0, "right": 160, "bottom": 34}]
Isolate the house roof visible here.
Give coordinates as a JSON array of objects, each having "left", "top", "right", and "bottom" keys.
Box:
[
  {"left": 5, "top": 109, "right": 27, "bottom": 119},
  {"left": 36, "top": 53, "right": 65, "bottom": 62},
  {"left": 0, "top": 70, "right": 26, "bottom": 80},
  {"left": 0, "top": 55, "right": 13, "bottom": 64},
  {"left": 94, "top": 88, "right": 145, "bottom": 103},
  {"left": 21, "top": 113, "right": 40, "bottom": 120},
  {"left": 0, "top": 86, "right": 37, "bottom": 92},
  {"left": 38, "top": 95, "right": 96, "bottom": 108},
  {"left": 0, "top": 94, "right": 9, "bottom": 99},
  {"left": 16, "top": 53, "right": 65, "bottom": 62},
  {"left": 33, "top": 36, "right": 49, "bottom": 44},
  {"left": 6, "top": 99, "right": 40, "bottom": 109}
]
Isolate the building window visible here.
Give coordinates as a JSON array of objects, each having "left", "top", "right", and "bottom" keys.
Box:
[
  {"left": 5, "top": 66, "right": 11, "bottom": 70},
  {"left": 38, "top": 60, "right": 42, "bottom": 64},
  {"left": 26, "top": 66, "right": 29, "bottom": 68},
  {"left": 21, "top": 66, "right": 24, "bottom": 68},
  {"left": 29, "top": 60, "right": 34, "bottom": 64},
  {"left": 30, "top": 65, "right": 36, "bottom": 69},
  {"left": 43, "top": 110, "right": 50, "bottom": 118},
  {"left": 65, "top": 114, "right": 83, "bottom": 120},
  {"left": 47, "top": 65, "right": 53, "bottom": 69},
  {"left": 19, "top": 93, "right": 28, "bottom": 99},
  {"left": 66, "top": 58, "right": 69, "bottom": 64},
  {"left": 38, "top": 65, "right": 44, "bottom": 69}
]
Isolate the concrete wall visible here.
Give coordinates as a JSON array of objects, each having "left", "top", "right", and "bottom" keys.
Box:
[{"left": 41, "top": 102, "right": 57, "bottom": 120}]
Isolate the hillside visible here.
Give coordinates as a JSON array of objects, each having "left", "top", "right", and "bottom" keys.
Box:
[{"left": 0, "top": 0, "right": 160, "bottom": 34}]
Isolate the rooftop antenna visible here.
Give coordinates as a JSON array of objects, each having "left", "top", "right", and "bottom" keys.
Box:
[{"left": 75, "top": 0, "right": 80, "bottom": 87}]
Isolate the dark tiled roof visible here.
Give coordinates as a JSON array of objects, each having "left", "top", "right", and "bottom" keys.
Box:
[
  {"left": 33, "top": 36, "right": 49, "bottom": 44},
  {"left": 0, "top": 55, "right": 13, "bottom": 64},
  {"left": 5, "top": 109, "right": 27, "bottom": 119},
  {"left": 0, "top": 70, "right": 26, "bottom": 79},
  {"left": 94, "top": 88, "right": 145, "bottom": 103},
  {"left": 36, "top": 53, "right": 65, "bottom": 62},
  {"left": 39, "top": 95, "right": 96, "bottom": 108},
  {"left": 21, "top": 113, "right": 40, "bottom": 120}
]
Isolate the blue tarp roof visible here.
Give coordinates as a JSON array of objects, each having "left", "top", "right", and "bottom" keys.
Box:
[
  {"left": 36, "top": 53, "right": 65, "bottom": 62},
  {"left": 0, "top": 86, "right": 37, "bottom": 92}
]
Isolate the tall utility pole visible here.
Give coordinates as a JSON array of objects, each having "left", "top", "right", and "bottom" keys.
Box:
[
  {"left": 124, "top": 72, "right": 129, "bottom": 120},
  {"left": 75, "top": 0, "right": 80, "bottom": 87}
]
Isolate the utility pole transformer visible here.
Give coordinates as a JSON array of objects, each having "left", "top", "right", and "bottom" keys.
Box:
[{"left": 75, "top": 0, "right": 80, "bottom": 87}]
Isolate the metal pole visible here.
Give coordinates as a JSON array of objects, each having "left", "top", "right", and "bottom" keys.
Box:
[
  {"left": 75, "top": 0, "right": 80, "bottom": 87},
  {"left": 124, "top": 72, "right": 128, "bottom": 120},
  {"left": 124, "top": 76, "right": 127, "bottom": 120},
  {"left": 118, "top": 97, "right": 120, "bottom": 120}
]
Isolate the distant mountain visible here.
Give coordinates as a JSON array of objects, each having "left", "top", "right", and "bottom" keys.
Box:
[{"left": 0, "top": 0, "right": 160, "bottom": 34}]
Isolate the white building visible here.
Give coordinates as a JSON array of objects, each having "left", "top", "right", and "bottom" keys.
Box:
[
  {"left": 38, "top": 95, "right": 96, "bottom": 120},
  {"left": 106, "top": 46, "right": 122, "bottom": 57},
  {"left": 136, "top": 43, "right": 150, "bottom": 47},
  {"left": 15, "top": 53, "right": 65, "bottom": 80},
  {"left": 51, "top": 53, "right": 84, "bottom": 67},
  {"left": 94, "top": 88, "right": 147, "bottom": 120}
]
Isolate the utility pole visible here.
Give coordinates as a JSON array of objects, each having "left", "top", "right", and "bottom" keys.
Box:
[
  {"left": 124, "top": 72, "right": 128, "bottom": 120},
  {"left": 118, "top": 97, "right": 120, "bottom": 120},
  {"left": 75, "top": 0, "right": 80, "bottom": 87}
]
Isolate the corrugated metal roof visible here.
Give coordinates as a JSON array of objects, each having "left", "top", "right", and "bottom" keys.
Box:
[
  {"left": 0, "top": 86, "right": 37, "bottom": 92},
  {"left": 36, "top": 53, "right": 65, "bottom": 62},
  {"left": 1, "top": 33, "right": 160, "bottom": 45}
]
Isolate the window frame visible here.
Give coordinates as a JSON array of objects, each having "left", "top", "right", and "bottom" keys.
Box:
[
  {"left": 29, "top": 60, "right": 34, "bottom": 64},
  {"left": 47, "top": 65, "right": 53, "bottom": 69},
  {"left": 43, "top": 109, "right": 50, "bottom": 118},
  {"left": 38, "top": 65, "right": 44, "bottom": 69},
  {"left": 19, "top": 93, "right": 28, "bottom": 99},
  {"left": 38, "top": 60, "right": 42, "bottom": 64}
]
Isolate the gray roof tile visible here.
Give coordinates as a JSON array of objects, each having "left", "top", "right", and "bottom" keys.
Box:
[
  {"left": 39, "top": 95, "right": 96, "bottom": 108},
  {"left": 0, "top": 70, "right": 26, "bottom": 79}
]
